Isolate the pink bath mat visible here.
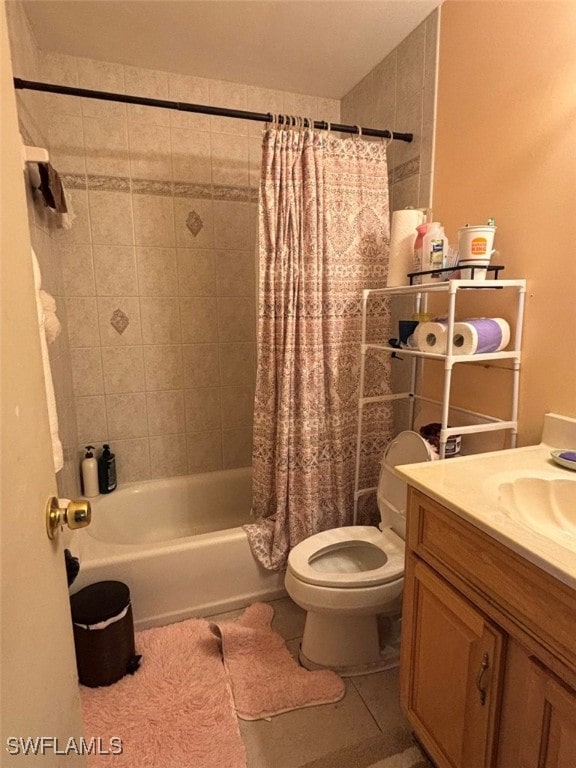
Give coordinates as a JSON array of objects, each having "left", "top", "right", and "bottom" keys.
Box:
[
  {"left": 81, "top": 618, "right": 246, "bottom": 768},
  {"left": 211, "top": 602, "right": 345, "bottom": 720}
]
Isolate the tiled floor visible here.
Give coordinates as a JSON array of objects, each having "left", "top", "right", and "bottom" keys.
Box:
[{"left": 205, "top": 596, "right": 421, "bottom": 768}]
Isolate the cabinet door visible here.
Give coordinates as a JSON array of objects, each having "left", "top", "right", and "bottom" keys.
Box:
[
  {"left": 400, "top": 556, "right": 504, "bottom": 768},
  {"left": 499, "top": 640, "right": 576, "bottom": 768}
]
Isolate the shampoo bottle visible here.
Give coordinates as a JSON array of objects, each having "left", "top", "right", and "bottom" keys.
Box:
[
  {"left": 81, "top": 446, "right": 99, "bottom": 498},
  {"left": 98, "top": 444, "right": 117, "bottom": 494}
]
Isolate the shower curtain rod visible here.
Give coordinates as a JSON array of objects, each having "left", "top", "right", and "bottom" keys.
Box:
[{"left": 13, "top": 77, "right": 413, "bottom": 143}]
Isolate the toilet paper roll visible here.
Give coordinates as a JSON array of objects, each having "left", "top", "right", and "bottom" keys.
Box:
[
  {"left": 414, "top": 321, "right": 448, "bottom": 354},
  {"left": 387, "top": 208, "right": 426, "bottom": 287},
  {"left": 451, "top": 318, "right": 510, "bottom": 355}
]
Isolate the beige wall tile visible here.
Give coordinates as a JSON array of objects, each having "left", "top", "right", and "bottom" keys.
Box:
[
  {"left": 168, "top": 73, "right": 211, "bottom": 131},
  {"left": 394, "top": 91, "right": 423, "bottom": 167},
  {"left": 97, "top": 296, "right": 142, "bottom": 346},
  {"left": 316, "top": 97, "right": 341, "bottom": 124},
  {"left": 133, "top": 194, "right": 175, "bottom": 247},
  {"left": 140, "top": 297, "right": 181, "bottom": 344},
  {"left": 182, "top": 343, "right": 220, "bottom": 388},
  {"left": 391, "top": 173, "right": 420, "bottom": 211},
  {"left": 176, "top": 248, "right": 216, "bottom": 296},
  {"left": 40, "top": 51, "right": 81, "bottom": 117},
  {"left": 209, "top": 79, "right": 248, "bottom": 135},
  {"left": 171, "top": 128, "right": 211, "bottom": 183},
  {"left": 111, "top": 437, "right": 151, "bottom": 482},
  {"left": 222, "top": 427, "right": 253, "bottom": 469},
  {"left": 48, "top": 115, "right": 86, "bottom": 175},
  {"left": 89, "top": 190, "right": 134, "bottom": 246},
  {"left": 75, "top": 395, "right": 107, "bottom": 443},
  {"left": 186, "top": 430, "right": 222, "bottom": 473},
  {"left": 179, "top": 297, "right": 218, "bottom": 343},
  {"left": 83, "top": 116, "right": 130, "bottom": 177},
  {"left": 174, "top": 197, "right": 214, "bottom": 249},
  {"left": 77, "top": 57, "right": 126, "bottom": 119},
  {"left": 106, "top": 392, "right": 148, "bottom": 439},
  {"left": 219, "top": 342, "right": 256, "bottom": 386},
  {"left": 129, "top": 123, "right": 172, "bottom": 180},
  {"left": 282, "top": 91, "right": 319, "bottom": 121},
  {"left": 221, "top": 385, "right": 255, "bottom": 429},
  {"left": 93, "top": 245, "right": 138, "bottom": 296},
  {"left": 217, "top": 297, "right": 256, "bottom": 342},
  {"left": 70, "top": 347, "right": 104, "bottom": 396},
  {"left": 184, "top": 387, "right": 221, "bottom": 433},
  {"left": 397, "top": 22, "right": 426, "bottom": 102},
  {"left": 143, "top": 344, "right": 183, "bottom": 390},
  {"left": 211, "top": 133, "right": 249, "bottom": 188},
  {"left": 125, "top": 65, "right": 170, "bottom": 127},
  {"left": 213, "top": 200, "right": 250, "bottom": 250},
  {"left": 149, "top": 434, "right": 187, "bottom": 478},
  {"left": 146, "top": 390, "right": 185, "bottom": 436},
  {"left": 60, "top": 242, "right": 95, "bottom": 296},
  {"left": 101, "top": 345, "right": 145, "bottom": 393},
  {"left": 215, "top": 250, "right": 255, "bottom": 296},
  {"left": 246, "top": 86, "right": 283, "bottom": 137},
  {"left": 66, "top": 298, "right": 100, "bottom": 347},
  {"left": 248, "top": 136, "right": 263, "bottom": 188},
  {"left": 136, "top": 246, "right": 179, "bottom": 296}
]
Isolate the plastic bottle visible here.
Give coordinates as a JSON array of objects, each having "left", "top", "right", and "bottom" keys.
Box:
[
  {"left": 81, "top": 446, "right": 99, "bottom": 498},
  {"left": 98, "top": 444, "right": 117, "bottom": 494},
  {"left": 421, "top": 222, "right": 448, "bottom": 283},
  {"left": 413, "top": 223, "right": 429, "bottom": 274}
]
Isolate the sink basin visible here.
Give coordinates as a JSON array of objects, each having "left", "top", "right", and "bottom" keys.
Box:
[{"left": 489, "top": 472, "right": 576, "bottom": 550}]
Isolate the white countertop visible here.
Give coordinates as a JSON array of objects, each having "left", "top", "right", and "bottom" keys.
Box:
[{"left": 395, "top": 423, "right": 576, "bottom": 590}]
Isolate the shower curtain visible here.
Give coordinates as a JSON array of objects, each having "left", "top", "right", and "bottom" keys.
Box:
[{"left": 245, "top": 126, "right": 392, "bottom": 571}]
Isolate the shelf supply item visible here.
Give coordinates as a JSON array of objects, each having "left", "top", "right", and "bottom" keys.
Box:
[
  {"left": 457, "top": 222, "right": 496, "bottom": 280},
  {"left": 414, "top": 321, "right": 449, "bottom": 354},
  {"left": 81, "top": 446, "right": 99, "bottom": 498},
  {"left": 421, "top": 222, "right": 448, "bottom": 284},
  {"left": 451, "top": 318, "right": 510, "bottom": 355},
  {"left": 413, "top": 223, "right": 429, "bottom": 276},
  {"left": 98, "top": 444, "right": 117, "bottom": 494},
  {"left": 387, "top": 208, "right": 426, "bottom": 287}
]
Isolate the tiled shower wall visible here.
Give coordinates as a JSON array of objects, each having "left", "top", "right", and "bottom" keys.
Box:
[
  {"left": 8, "top": 0, "right": 340, "bottom": 486},
  {"left": 341, "top": 8, "right": 438, "bottom": 212}
]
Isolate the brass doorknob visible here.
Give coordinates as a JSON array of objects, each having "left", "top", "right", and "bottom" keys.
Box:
[{"left": 46, "top": 497, "right": 92, "bottom": 540}]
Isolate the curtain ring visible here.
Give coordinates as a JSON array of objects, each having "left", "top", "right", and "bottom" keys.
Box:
[
  {"left": 355, "top": 125, "right": 363, "bottom": 139},
  {"left": 382, "top": 130, "right": 393, "bottom": 146}
]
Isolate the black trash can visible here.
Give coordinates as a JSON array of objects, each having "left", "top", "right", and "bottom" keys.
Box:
[{"left": 70, "top": 580, "right": 140, "bottom": 687}]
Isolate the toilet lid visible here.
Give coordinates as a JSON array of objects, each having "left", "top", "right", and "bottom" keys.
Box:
[
  {"left": 287, "top": 526, "right": 404, "bottom": 588},
  {"left": 384, "top": 430, "right": 435, "bottom": 467}
]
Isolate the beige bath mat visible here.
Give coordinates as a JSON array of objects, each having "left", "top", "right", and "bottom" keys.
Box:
[{"left": 212, "top": 602, "right": 345, "bottom": 720}]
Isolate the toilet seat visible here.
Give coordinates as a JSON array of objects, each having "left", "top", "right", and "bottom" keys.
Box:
[{"left": 287, "top": 526, "right": 404, "bottom": 589}]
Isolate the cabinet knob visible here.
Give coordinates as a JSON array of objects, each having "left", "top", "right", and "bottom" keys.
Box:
[{"left": 476, "top": 652, "right": 490, "bottom": 706}]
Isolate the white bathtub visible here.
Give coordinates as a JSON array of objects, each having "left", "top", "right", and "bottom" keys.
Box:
[{"left": 72, "top": 468, "right": 285, "bottom": 629}]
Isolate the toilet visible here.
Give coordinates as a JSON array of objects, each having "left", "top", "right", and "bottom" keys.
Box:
[{"left": 285, "top": 430, "right": 434, "bottom": 675}]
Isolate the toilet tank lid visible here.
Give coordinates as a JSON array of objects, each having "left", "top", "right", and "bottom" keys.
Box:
[{"left": 383, "top": 430, "right": 435, "bottom": 467}]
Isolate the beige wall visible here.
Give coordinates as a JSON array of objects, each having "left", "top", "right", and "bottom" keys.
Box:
[
  {"left": 432, "top": 1, "right": 576, "bottom": 446},
  {"left": 7, "top": 1, "right": 340, "bottom": 485}
]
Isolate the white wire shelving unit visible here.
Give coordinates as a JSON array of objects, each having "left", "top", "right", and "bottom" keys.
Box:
[{"left": 352, "top": 278, "right": 527, "bottom": 523}]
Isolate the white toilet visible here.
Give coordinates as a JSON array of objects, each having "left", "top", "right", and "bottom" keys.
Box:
[{"left": 285, "top": 430, "right": 434, "bottom": 675}]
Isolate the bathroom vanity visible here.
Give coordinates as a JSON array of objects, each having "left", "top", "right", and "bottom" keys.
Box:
[{"left": 396, "top": 415, "right": 576, "bottom": 768}]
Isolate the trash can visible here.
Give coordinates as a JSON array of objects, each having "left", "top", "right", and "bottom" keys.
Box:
[{"left": 70, "top": 580, "right": 140, "bottom": 687}]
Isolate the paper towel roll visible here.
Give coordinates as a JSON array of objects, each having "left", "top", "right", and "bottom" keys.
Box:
[
  {"left": 451, "top": 318, "right": 510, "bottom": 355},
  {"left": 414, "top": 321, "right": 448, "bottom": 354},
  {"left": 387, "top": 208, "right": 426, "bottom": 287}
]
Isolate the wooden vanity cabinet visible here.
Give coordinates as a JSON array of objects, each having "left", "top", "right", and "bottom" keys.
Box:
[{"left": 400, "top": 488, "right": 576, "bottom": 768}]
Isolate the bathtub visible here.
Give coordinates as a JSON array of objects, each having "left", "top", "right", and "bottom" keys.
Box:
[{"left": 72, "top": 468, "right": 285, "bottom": 629}]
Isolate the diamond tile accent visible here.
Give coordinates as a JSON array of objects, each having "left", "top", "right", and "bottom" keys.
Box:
[
  {"left": 110, "top": 308, "right": 129, "bottom": 335},
  {"left": 186, "top": 210, "right": 204, "bottom": 237}
]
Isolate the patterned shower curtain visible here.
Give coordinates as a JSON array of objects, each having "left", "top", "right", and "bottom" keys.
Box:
[{"left": 244, "top": 126, "right": 392, "bottom": 571}]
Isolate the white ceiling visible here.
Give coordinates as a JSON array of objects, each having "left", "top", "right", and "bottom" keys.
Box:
[{"left": 22, "top": 0, "right": 439, "bottom": 98}]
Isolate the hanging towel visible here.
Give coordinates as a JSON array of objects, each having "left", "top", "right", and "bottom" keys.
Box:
[
  {"left": 39, "top": 289, "right": 61, "bottom": 344},
  {"left": 31, "top": 249, "right": 64, "bottom": 473},
  {"left": 37, "top": 162, "right": 75, "bottom": 230}
]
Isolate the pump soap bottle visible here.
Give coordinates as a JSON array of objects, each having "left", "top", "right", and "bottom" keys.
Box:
[
  {"left": 98, "top": 444, "right": 117, "bottom": 494},
  {"left": 81, "top": 446, "right": 99, "bottom": 498}
]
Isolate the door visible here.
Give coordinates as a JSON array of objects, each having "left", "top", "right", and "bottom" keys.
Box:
[
  {"left": 0, "top": 4, "right": 86, "bottom": 765},
  {"left": 498, "top": 640, "right": 576, "bottom": 768},
  {"left": 401, "top": 556, "right": 504, "bottom": 768}
]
